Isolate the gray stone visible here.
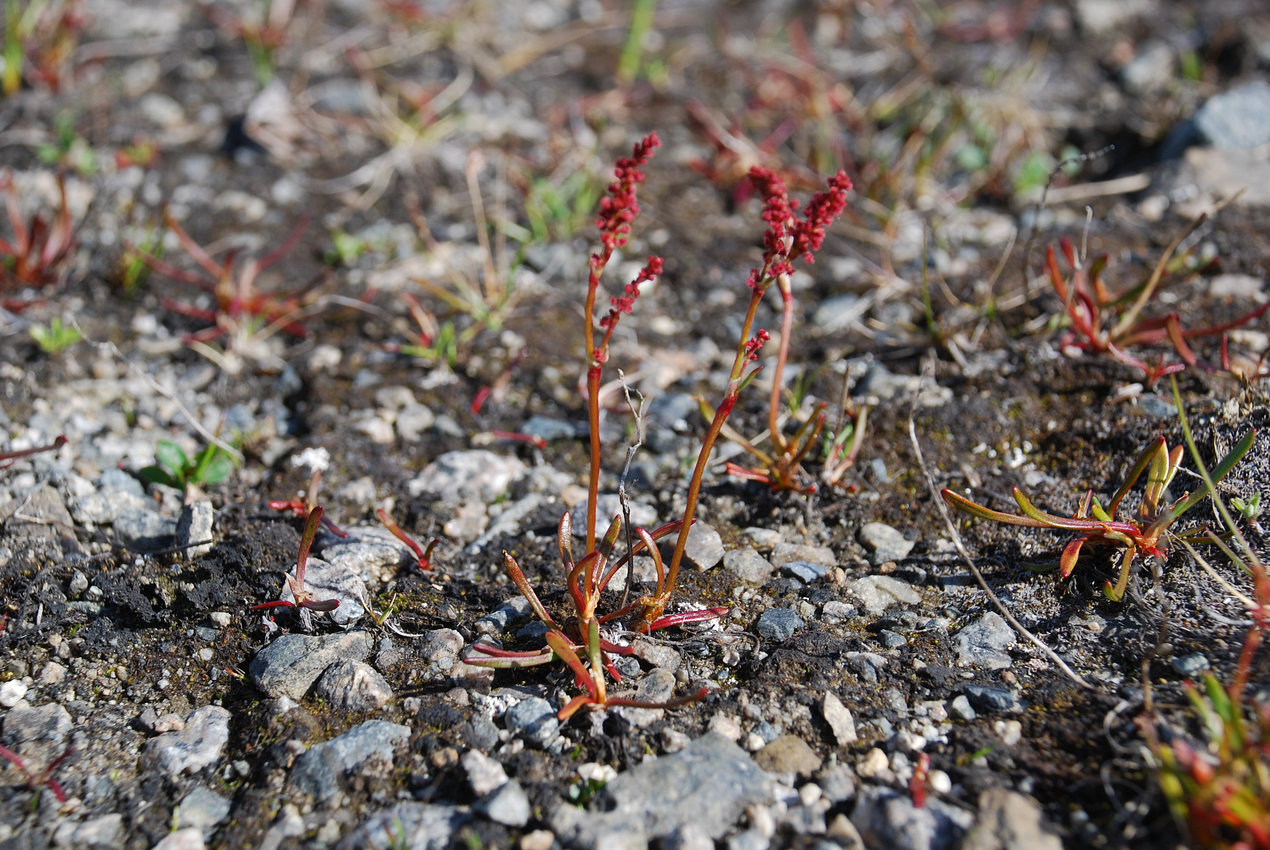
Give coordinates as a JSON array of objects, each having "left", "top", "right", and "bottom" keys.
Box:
[
  {"left": 954, "top": 613, "right": 1016, "bottom": 670},
  {"left": 754, "top": 734, "right": 822, "bottom": 777},
  {"left": 769, "top": 542, "right": 836, "bottom": 569},
  {"left": 0, "top": 680, "right": 26, "bottom": 708},
  {"left": 421, "top": 628, "right": 465, "bottom": 664},
  {"left": 290, "top": 720, "right": 410, "bottom": 805},
  {"left": 151, "top": 827, "right": 206, "bottom": 850},
  {"left": 821, "top": 601, "right": 856, "bottom": 624},
  {"left": 617, "top": 668, "right": 678, "bottom": 728},
  {"left": 321, "top": 526, "right": 416, "bottom": 574},
  {"left": 1119, "top": 41, "right": 1175, "bottom": 95},
  {"left": 505, "top": 696, "right": 559, "bottom": 749},
  {"left": 851, "top": 786, "right": 974, "bottom": 850},
  {"left": 249, "top": 631, "right": 373, "bottom": 699},
  {"left": 313, "top": 660, "right": 393, "bottom": 712},
  {"left": 857, "top": 522, "right": 915, "bottom": 564},
  {"left": 724, "top": 548, "right": 775, "bottom": 584},
  {"left": 818, "top": 763, "right": 857, "bottom": 803},
  {"left": 1171, "top": 652, "right": 1209, "bottom": 677},
  {"left": 279, "top": 556, "right": 367, "bottom": 627},
  {"left": 878, "top": 629, "right": 907, "bottom": 649},
  {"left": 569, "top": 496, "right": 658, "bottom": 541},
  {"left": 462, "top": 749, "right": 508, "bottom": 795},
  {"left": 143, "top": 706, "right": 231, "bottom": 777},
  {"left": 950, "top": 695, "right": 976, "bottom": 721},
  {"left": 550, "top": 734, "right": 773, "bottom": 849},
  {"left": 520, "top": 416, "right": 579, "bottom": 442},
  {"left": 177, "top": 786, "right": 232, "bottom": 838},
  {"left": 963, "top": 789, "right": 1063, "bottom": 850},
  {"left": 177, "top": 500, "right": 214, "bottom": 557},
  {"left": 821, "top": 692, "right": 858, "bottom": 746},
  {"left": 51, "top": 814, "right": 124, "bottom": 848},
  {"left": 337, "top": 802, "right": 470, "bottom": 850},
  {"left": 629, "top": 636, "right": 682, "bottom": 673},
  {"left": 756, "top": 608, "right": 804, "bottom": 642},
  {"left": 475, "top": 779, "right": 531, "bottom": 827},
  {"left": 408, "top": 450, "right": 527, "bottom": 503},
  {"left": 844, "top": 651, "right": 889, "bottom": 683},
  {"left": 474, "top": 596, "right": 533, "bottom": 635},
  {"left": 1194, "top": 80, "right": 1270, "bottom": 150},
  {"left": 961, "top": 685, "right": 1024, "bottom": 714},
  {"left": 814, "top": 294, "right": 868, "bottom": 332},
  {"left": 669, "top": 522, "right": 725, "bottom": 571},
  {"left": 783, "top": 560, "right": 830, "bottom": 583},
  {"left": 849, "top": 576, "right": 922, "bottom": 615}
]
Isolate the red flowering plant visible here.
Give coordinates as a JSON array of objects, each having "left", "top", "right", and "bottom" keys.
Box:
[
  {"left": 464, "top": 134, "right": 845, "bottom": 720},
  {"left": 711, "top": 166, "right": 855, "bottom": 493},
  {"left": 252, "top": 505, "right": 340, "bottom": 617},
  {"left": 0, "top": 170, "right": 75, "bottom": 310}
]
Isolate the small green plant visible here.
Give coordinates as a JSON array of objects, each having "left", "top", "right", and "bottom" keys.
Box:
[
  {"left": 139, "top": 438, "right": 237, "bottom": 494},
  {"left": 252, "top": 505, "right": 340, "bottom": 614},
  {"left": 1140, "top": 387, "right": 1270, "bottom": 850},
  {"left": 463, "top": 135, "right": 853, "bottom": 719},
  {"left": 1231, "top": 494, "right": 1263, "bottom": 533},
  {"left": 0, "top": 742, "right": 71, "bottom": 809},
  {"left": 34, "top": 112, "right": 95, "bottom": 176},
  {"left": 1043, "top": 235, "right": 1270, "bottom": 387},
  {"left": 199, "top": 0, "right": 294, "bottom": 85},
  {"left": 28, "top": 316, "right": 80, "bottom": 354},
  {"left": 0, "top": 169, "right": 75, "bottom": 307},
  {"left": 942, "top": 429, "right": 1256, "bottom": 601},
  {"left": 2, "top": 0, "right": 84, "bottom": 96}
]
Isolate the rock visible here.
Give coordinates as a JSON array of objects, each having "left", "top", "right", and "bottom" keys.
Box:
[
  {"left": 475, "top": 779, "right": 531, "bottom": 827},
  {"left": 112, "top": 503, "right": 177, "bottom": 552},
  {"left": 821, "top": 692, "right": 858, "bottom": 746},
  {"left": 519, "top": 415, "right": 579, "bottom": 442},
  {"left": 723, "top": 548, "right": 775, "bottom": 584},
  {"left": 1194, "top": 80, "right": 1270, "bottom": 150},
  {"left": 176, "top": 786, "right": 232, "bottom": 838},
  {"left": 754, "top": 734, "right": 822, "bottom": 778},
  {"left": 474, "top": 597, "right": 533, "bottom": 635},
  {"left": 1171, "top": 652, "right": 1209, "bottom": 677},
  {"left": 505, "top": 696, "right": 560, "bottom": 749},
  {"left": 769, "top": 542, "right": 836, "bottom": 569},
  {"left": 279, "top": 556, "right": 367, "bottom": 627},
  {"left": 617, "top": 668, "right": 678, "bottom": 728},
  {"left": 666, "top": 522, "right": 725, "bottom": 570},
  {"left": 782, "top": 560, "right": 831, "bottom": 583},
  {"left": 51, "top": 814, "right": 124, "bottom": 848},
  {"left": 320, "top": 526, "right": 417, "bottom": 575},
  {"left": 550, "top": 734, "right": 773, "bottom": 849},
  {"left": 849, "top": 576, "right": 922, "bottom": 615},
  {"left": 313, "top": 660, "right": 394, "bottom": 712},
  {"left": 143, "top": 706, "right": 231, "bottom": 777},
  {"left": 408, "top": 450, "right": 527, "bottom": 504},
  {"left": 814, "top": 294, "right": 868, "bottom": 332},
  {"left": 818, "top": 763, "right": 857, "bottom": 803},
  {"left": 821, "top": 601, "right": 856, "bottom": 624},
  {"left": 756, "top": 608, "right": 804, "bottom": 642},
  {"left": 177, "top": 500, "right": 214, "bottom": 558},
  {"left": 950, "top": 695, "right": 976, "bottom": 721},
  {"left": 249, "top": 631, "right": 373, "bottom": 699},
  {"left": 954, "top": 613, "right": 1016, "bottom": 670},
  {"left": 963, "top": 789, "right": 1063, "bottom": 850},
  {"left": 421, "top": 628, "right": 466, "bottom": 665},
  {"left": 961, "top": 685, "right": 1024, "bottom": 714},
  {"left": 1119, "top": 40, "right": 1175, "bottom": 95},
  {"left": 151, "top": 827, "right": 206, "bottom": 850},
  {"left": 629, "top": 636, "right": 682, "bottom": 673},
  {"left": 290, "top": 720, "right": 411, "bottom": 805},
  {"left": 462, "top": 749, "right": 508, "bottom": 795},
  {"left": 337, "top": 802, "right": 470, "bottom": 850},
  {"left": 851, "top": 786, "right": 975, "bottom": 850},
  {"left": 569, "top": 495, "right": 658, "bottom": 540},
  {"left": 0, "top": 679, "right": 28, "bottom": 708},
  {"left": 857, "top": 522, "right": 915, "bottom": 564}
]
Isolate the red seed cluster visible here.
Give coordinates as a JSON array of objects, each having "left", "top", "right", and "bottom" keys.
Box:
[
  {"left": 595, "top": 132, "right": 661, "bottom": 256},
  {"left": 600, "top": 255, "right": 663, "bottom": 330},
  {"left": 746, "top": 166, "right": 852, "bottom": 290}
]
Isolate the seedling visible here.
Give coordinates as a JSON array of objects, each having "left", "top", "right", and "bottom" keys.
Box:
[
  {"left": 28, "top": 316, "right": 81, "bottom": 354},
  {"left": 252, "top": 505, "right": 340, "bottom": 613},
  {"left": 139, "top": 438, "right": 237, "bottom": 494},
  {"left": 0, "top": 169, "right": 75, "bottom": 306},
  {"left": 942, "top": 430, "right": 1256, "bottom": 601},
  {"left": 1, "top": 0, "right": 84, "bottom": 96},
  {"left": 464, "top": 135, "right": 852, "bottom": 719},
  {"left": 375, "top": 508, "right": 437, "bottom": 571},
  {"left": 1043, "top": 237, "right": 1270, "bottom": 387},
  {"left": 199, "top": 0, "right": 294, "bottom": 85},
  {"left": 137, "top": 208, "right": 326, "bottom": 357},
  {"left": 268, "top": 468, "right": 347, "bottom": 537},
  {"left": 0, "top": 743, "right": 71, "bottom": 808}
]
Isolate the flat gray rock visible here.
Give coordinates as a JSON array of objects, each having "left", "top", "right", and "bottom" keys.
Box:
[
  {"left": 408, "top": 449, "right": 527, "bottom": 503},
  {"left": 142, "top": 705, "right": 230, "bottom": 777},
  {"left": 858, "top": 522, "right": 915, "bottom": 565},
  {"left": 290, "top": 720, "right": 410, "bottom": 805},
  {"left": 849, "top": 576, "right": 922, "bottom": 615},
  {"left": 723, "top": 548, "right": 774, "bottom": 584},
  {"left": 851, "top": 786, "right": 974, "bottom": 850},
  {"left": 954, "top": 613, "right": 1016, "bottom": 670},
  {"left": 313, "top": 659, "right": 393, "bottom": 712},
  {"left": 337, "top": 802, "right": 470, "bottom": 850},
  {"left": 550, "top": 733, "right": 773, "bottom": 849},
  {"left": 963, "top": 789, "right": 1063, "bottom": 850},
  {"left": 279, "top": 556, "right": 367, "bottom": 627},
  {"left": 249, "top": 631, "right": 373, "bottom": 699},
  {"left": 756, "top": 608, "right": 804, "bottom": 642}
]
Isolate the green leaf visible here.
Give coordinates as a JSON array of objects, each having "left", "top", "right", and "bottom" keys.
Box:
[{"left": 154, "top": 441, "right": 189, "bottom": 478}]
